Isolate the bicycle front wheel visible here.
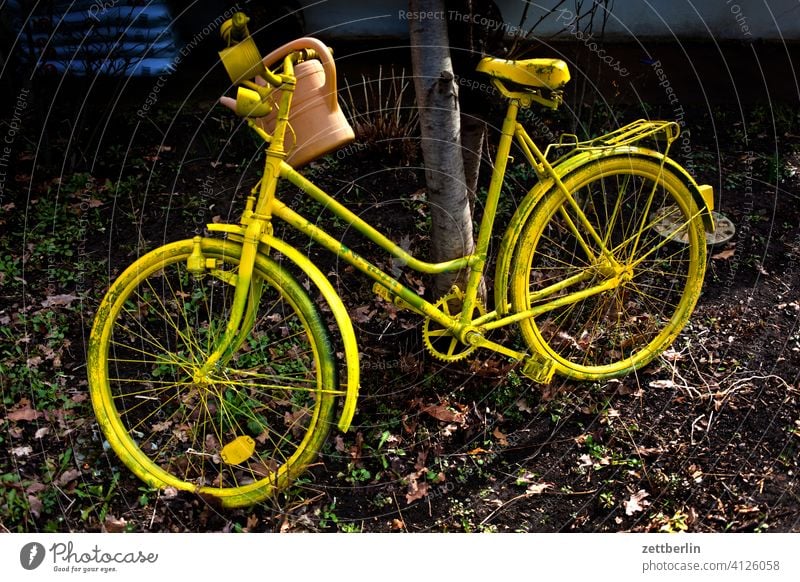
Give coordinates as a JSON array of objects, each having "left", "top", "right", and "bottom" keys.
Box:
[
  {"left": 88, "top": 238, "right": 338, "bottom": 508},
  {"left": 510, "top": 155, "right": 707, "bottom": 380}
]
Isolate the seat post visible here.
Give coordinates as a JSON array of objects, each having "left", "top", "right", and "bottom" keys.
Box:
[{"left": 461, "top": 98, "right": 520, "bottom": 320}]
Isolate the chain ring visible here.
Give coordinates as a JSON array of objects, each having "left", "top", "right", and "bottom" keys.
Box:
[{"left": 422, "top": 289, "right": 486, "bottom": 362}]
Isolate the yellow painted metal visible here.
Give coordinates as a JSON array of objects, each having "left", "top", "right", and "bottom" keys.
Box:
[
  {"left": 88, "top": 237, "right": 338, "bottom": 508},
  {"left": 279, "top": 162, "right": 475, "bottom": 276},
  {"left": 493, "top": 126, "right": 716, "bottom": 318},
  {"left": 271, "top": 199, "right": 459, "bottom": 331},
  {"left": 476, "top": 56, "right": 571, "bottom": 91},
  {"left": 259, "top": 233, "right": 360, "bottom": 433},
  {"left": 206, "top": 222, "right": 359, "bottom": 432},
  {"left": 220, "top": 435, "right": 256, "bottom": 465}
]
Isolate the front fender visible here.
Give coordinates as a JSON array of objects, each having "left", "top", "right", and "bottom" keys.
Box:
[
  {"left": 493, "top": 146, "right": 714, "bottom": 317},
  {"left": 262, "top": 235, "right": 360, "bottom": 433}
]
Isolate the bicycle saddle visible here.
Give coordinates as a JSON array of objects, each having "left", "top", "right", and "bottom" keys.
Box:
[{"left": 476, "top": 57, "right": 570, "bottom": 91}]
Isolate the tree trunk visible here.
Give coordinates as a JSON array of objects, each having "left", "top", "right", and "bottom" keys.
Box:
[
  {"left": 460, "top": 112, "right": 484, "bottom": 214},
  {"left": 409, "top": 0, "right": 475, "bottom": 299}
]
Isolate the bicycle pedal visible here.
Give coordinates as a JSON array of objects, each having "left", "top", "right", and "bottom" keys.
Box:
[{"left": 521, "top": 353, "right": 557, "bottom": 384}]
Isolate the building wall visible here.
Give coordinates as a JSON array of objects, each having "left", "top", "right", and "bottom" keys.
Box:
[{"left": 298, "top": 0, "right": 800, "bottom": 41}]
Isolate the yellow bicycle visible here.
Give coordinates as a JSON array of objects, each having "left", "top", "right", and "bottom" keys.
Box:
[{"left": 88, "top": 13, "right": 715, "bottom": 508}]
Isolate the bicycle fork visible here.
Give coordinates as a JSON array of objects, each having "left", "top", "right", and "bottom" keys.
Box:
[{"left": 186, "top": 219, "right": 264, "bottom": 378}]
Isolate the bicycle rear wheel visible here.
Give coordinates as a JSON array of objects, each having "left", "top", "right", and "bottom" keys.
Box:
[
  {"left": 88, "top": 238, "right": 338, "bottom": 508},
  {"left": 510, "top": 155, "right": 707, "bottom": 380}
]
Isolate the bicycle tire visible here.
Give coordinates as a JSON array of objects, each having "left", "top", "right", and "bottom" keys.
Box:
[
  {"left": 88, "top": 238, "right": 338, "bottom": 508},
  {"left": 510, "top": 154, "right": 707, "bottom": 380}
]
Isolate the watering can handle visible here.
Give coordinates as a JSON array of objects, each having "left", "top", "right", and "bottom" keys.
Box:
[{"left": 262, "top": 37, "right": 338, "bottom": 111}]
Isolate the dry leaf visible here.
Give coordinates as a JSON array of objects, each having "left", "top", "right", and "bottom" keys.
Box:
[
  {"left": 493, "top": 427, "right": 509, "bottom": 447},
  {"left": 334, "top": 434, "right": 346, "bottom": 453},
  {"left": 104, "top": 515, "right": 128, "bottom": 533},
  {"left": 41, "top": 293, "right": 79, "bottom": 308},
  {"left": 711, "top": 248, "right": 735, "bottom": 260},
  {"left": 649, "top": 379, "right": 676, "bottom": 389},
  {"left": 34, "top": 427, "right": 50, "bottom": 439},
  {"left": 27, "top": 495, "right": 43, "bottom": 518},
  {"left": 351, "top": 305, "right": 376, "bottom": 323},
  {"left": 59, "top": 468, "right": 81, "bottom": 485},
  {"left": 12, "top": 445, "right": 32, "bottom": 457},
  {"left": 406, "top": 480, "right": 429, "bottom": 504},
  {"left": 515, "top": 398, "right": 532, "bottom": 413},
  {"left": 625, "top": 489, "right": 651, "bottom": 515},
  {"left": 390, "top": 518, "right": 405, "bottom": 531},
  {"left": 7, "top": 405, "right": 41, "bottom": 422},
  {"left": 526, "top": 482, "right": 553, "bottom": 495},
  {"left": 422, "top": 403, "right": 464, "bottom": 424}
]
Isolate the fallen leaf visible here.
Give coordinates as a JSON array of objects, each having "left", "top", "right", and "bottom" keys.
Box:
[
  {"left": 515, "top": 398, "right": 532, "bottom": 413},
  {"left": 351, "top": 305, "right": 376, "bottom": 323},
  {"left": 422, "top": 403, "right": 465, "bottom": 424},
  {"left": 12, "top": 446, "right": 32, "bottom": 457},
  {"left": 406, "top": 480, "right": 429, "bottom": 504},
  {"left": 625, "top": 489, "right": 651, "bottom": 515},
  {"left": 26, "top": 482, "right": 46, "bottom": 495},
  {"left": 711, "top": 248, "right": 735, "bottom": 260},
  {"left": 41, "top": 293, "right": 79, "bottom": 308},
  {"left": 34, "top": 427, "right": 50, "bottom": 439},
  {"left": 27, "top": 495, "right": 43, "bottom": 518},
  {"left": 59, "top": 469, "right": 81, "bottom": 485},
  {"left": 649, "top": 379, "right": 676, "bottom": 389},
  {"left": 526, "top": 482, "right": 553, "bottom": 495},
  {"left": 493, "top": 427, "right": 509, "bottom": 446},
  {"left": 104, "top": 515, "right": 128, "bottom": 533},
  {"left": 390, "top": 518, "right": 405, "bottom": 531},
  {"left": 414, "top": 449, "right": 428, "bottom": 472},
  {"left": 334, "top": 434, "right": 346, "bottom": 453},
  {"left": 151, "top": 421, "right": 172, "bottom": 432},
  {"left": 7, "top": 406, "right": 41, "bottom": 422}
]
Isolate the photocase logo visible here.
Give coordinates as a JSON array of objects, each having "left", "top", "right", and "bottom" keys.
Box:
[{"left": 20, "top": 542, "right": 46, "bottom": 570}]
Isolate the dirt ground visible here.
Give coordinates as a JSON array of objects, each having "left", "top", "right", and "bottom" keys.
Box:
[{"left": 1, "top": 49, "right": 799, "bottom": 533}]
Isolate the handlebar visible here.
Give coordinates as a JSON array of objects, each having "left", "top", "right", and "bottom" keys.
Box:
[
  {"left": 219, "top": 13, "right": 333, "bottom": 119},
  {"left": 221, "top": 12, "right": 250, "bottom": 45}
]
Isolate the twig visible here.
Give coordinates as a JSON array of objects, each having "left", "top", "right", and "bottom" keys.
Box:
[
  {"left": 479, "top": 487, "right": 597, "bottom": 527},
  {"left": 391, "top": 491, "right": 408, "bottom": 533}
]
